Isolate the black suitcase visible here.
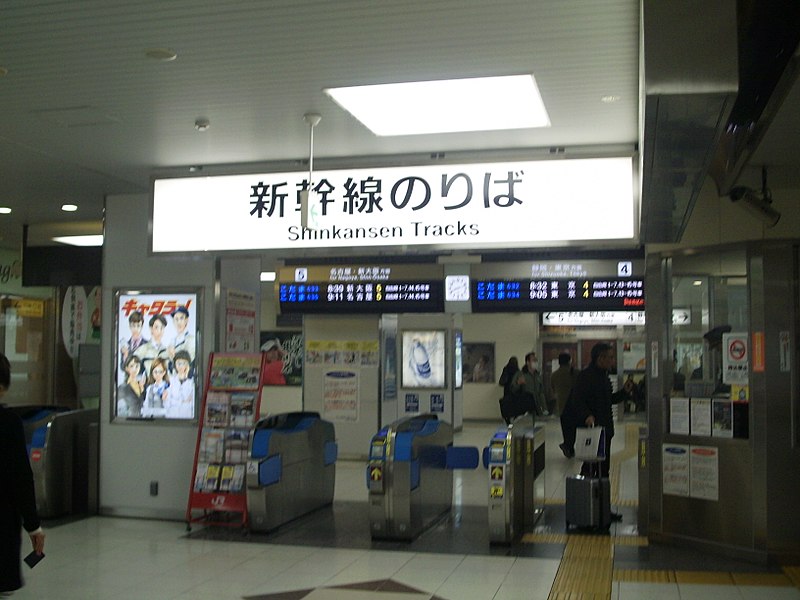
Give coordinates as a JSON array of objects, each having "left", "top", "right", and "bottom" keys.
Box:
[{"left": 565, "top": 464, "right": 611, "bottom": 530}]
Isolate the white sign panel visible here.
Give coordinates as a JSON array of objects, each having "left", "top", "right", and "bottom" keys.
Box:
[
  {"left": 662, "top": 444, "right": 690, "bottom": 497},
  {"left": 690, "top": 397, "right": 712, "bottom": 437},
  {"left": 722, "top": 332, "right": 748, "bottom": 384},
  {"left": 542, "top": 311, "right": 645, "bottom": 326},
  {"left": 152, "top": 157, "right": 635, "bottom": 252},
  {"left": 689, "top": 446, "right": 719, "bottom": 501},
  {"left": 669, "top": 397, "right": 690, "bottom": 435}
]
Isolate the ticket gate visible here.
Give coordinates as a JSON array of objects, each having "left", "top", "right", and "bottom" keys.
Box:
[
  {"left": 246, "top": 412, "right": 337, "bottom": 532},
  {"left": 11, "top": 405, "right": 72, "bottom": 450},
  {"left": 485, "top": 414, "right": 546, "bottom": 543},
  {"left": 21, "top": 406, "right": 99, "bottom": 518},
  {"left": 367, "top": 414, "right": 479, "bottom": 541}
]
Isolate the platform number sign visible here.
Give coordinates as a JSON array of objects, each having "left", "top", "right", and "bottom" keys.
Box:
[{"left": 618, "top": 261, "right": 632, "bottom": 277}]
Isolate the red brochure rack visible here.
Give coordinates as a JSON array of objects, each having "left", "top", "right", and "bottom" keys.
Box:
[{"left": 185, "top": 352, "right": 266, "bottom": 530}]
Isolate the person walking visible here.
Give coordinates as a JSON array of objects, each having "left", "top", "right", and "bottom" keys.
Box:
[
  {"left": 0, "top": 352, "right": 46, "bottom": 595},
  {"left": 551, "top": 352, "right": 579, "bottom": 457},
  {"left": 570, "top": 342, "right": 626, "bottom": 520}
]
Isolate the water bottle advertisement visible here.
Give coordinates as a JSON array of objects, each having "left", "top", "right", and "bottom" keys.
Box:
[{"left": 401, "top": 330, "right": 446, "bottom": 388}]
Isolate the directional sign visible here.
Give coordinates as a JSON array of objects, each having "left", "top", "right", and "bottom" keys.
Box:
[
  {"left": 370, "top": 466, "right": 383, "bottom": 481},
  {"left": 490, "top": 466, "right": 504, "bottom": 480},
  {"left": 543, "top": 311, "right": 645, "bottom": 326}
]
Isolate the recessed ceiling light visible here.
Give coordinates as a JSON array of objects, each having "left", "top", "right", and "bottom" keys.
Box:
[
  {"left": 325, "top": 74, "right": 550, "bottom": 136},
  {"left": 692, "top": 280, "right": 703, "bottom": 286},
  {"left": 260, "top": 271, "right": 277, "bottom": 282},
  {"left": 61, "top": 204, "right": 78, "bottom": 212},
  {"left": 0, "top": 207, "right": 11, "bottom": 214},
  {"left": 145, "top": 48, "right": 177, "bottom": 61},
  {"left": 601, "top": 94, "right": 621, "bottom": 103},
  {"left": 52, "top": 234, "right": 104, "bottom": 247},
  {"left": 194, "top": 117, "right": 210, "bottom": 132}
]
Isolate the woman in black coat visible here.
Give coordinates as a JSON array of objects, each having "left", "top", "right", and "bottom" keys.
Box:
[
  {"left": 0, "top": 353, "right": 45, "bottom": 593},
  {"left": 498, "top": 356, "right": 519, "bottom": 397}
]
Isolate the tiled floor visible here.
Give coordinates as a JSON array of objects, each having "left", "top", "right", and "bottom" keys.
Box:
[{"left": 10, "top": 416, "right": 800, "bottom": 599}]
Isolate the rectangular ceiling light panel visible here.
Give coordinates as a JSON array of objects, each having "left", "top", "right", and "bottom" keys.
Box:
[{"left": 326, "top": 75, "right": 550, "bottom": 136}]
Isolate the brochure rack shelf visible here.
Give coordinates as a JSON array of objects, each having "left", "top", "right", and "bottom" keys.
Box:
[{"left": 185, "top": 352, "right": 266, "bottom": 530}]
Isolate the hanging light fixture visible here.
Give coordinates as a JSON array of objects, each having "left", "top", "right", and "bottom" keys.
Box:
[{"left": 300, "top": 112, "right": 322, "bottom": 229}]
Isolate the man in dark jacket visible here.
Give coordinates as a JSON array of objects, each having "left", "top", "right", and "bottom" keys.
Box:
[
  {"left": 571, "top": 343, "right": 625, "bottom": 519},
  {"left": 0, "top": 352, "right": 45, "bottom": 594}
]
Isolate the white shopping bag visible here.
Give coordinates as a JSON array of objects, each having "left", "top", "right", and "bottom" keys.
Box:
[{"left": 574, "top": 426, "right": 606, "bottom": 462}]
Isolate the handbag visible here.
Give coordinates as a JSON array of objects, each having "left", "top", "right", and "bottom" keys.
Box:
[{"left": 574, "top": 426, "right": 606, "bottom": 462}]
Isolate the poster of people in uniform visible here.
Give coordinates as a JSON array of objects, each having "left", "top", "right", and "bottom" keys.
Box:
[{"left": 114, "top": 291, "right": 199, "bottom": 420}]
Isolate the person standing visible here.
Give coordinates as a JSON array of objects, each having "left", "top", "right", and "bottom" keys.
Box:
[
  {"left": 551, "top": 352, "right": 579, "bottom": 457},
  {"left": 509, "top": 352, "right": 548, "bottom": 417},
  {"left": 571, "top": 342, "right": 625, "bottom": 520},
  {"left": 498, "top": 356, "right": 519, "bottom": 397},
  {"left": 0, "top": 352, "right": 46, "bottom": 595}
]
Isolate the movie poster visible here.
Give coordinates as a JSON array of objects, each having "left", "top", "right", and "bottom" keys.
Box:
[{"left": 115, "top": 291, "right": 199, "bottom": 421}]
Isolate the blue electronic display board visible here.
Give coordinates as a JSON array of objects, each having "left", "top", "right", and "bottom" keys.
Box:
[
  {"left": 471, "top": 277, "right": 644, "bottom": 312},
  {"left": 279, "top": 280, "right": 444, "bottom": 314}
]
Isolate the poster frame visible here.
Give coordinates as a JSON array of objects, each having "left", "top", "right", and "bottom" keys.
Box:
[
  {"left": 112, "top": 287, "right": 202, "bottom": 424},
  {"left": 400, "top": 329, "right": 447, "bottom": 389}
]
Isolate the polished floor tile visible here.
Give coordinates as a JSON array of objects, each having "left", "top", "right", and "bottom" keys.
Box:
[{"left": 9, "top": 417, "right": 799, "bottom": 600}]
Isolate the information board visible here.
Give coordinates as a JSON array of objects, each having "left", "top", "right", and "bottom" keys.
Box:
[
  {"left": 279, "top": 280, "right": 444, "bottom": 314},
  {"left": 471, "top": 277, "right": 644, "bottom": 312}
]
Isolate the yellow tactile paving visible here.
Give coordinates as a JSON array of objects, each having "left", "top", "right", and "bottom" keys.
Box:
[
  {"left": 613, "top": 568, "right": 676, "bottom": 582},
  {"left": 562, "top": 535, "right": 614, "bottom": 559},
  {"left": 784, "top": 566, "right": 800, "bottom": 588},
  {"left": 549, "top": 592, "right": 611, "bottom": 600},
  {"left": 548, "top": 535, "right": 615, "bottom": 600},
  {"left": 731, "top": 572, "right": 794, "bottom": 587},
  {"left": 674, "top": 570, "right": 734, "bottom": 584},
  {"left": 550, "top": 558, "right": 614, "bottom": 591}
]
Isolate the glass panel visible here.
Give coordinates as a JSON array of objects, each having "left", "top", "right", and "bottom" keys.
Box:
[
  {"left": 669, "top": 249, "right": 748, "bottom": 399},
  {"left": 0, "top": 297, "right": 51, "bottom": 405}
]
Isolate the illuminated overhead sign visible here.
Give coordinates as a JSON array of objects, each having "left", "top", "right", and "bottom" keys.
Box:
[
  {"left": 277, "top": 265, "right": 444, "bottom": 314},
  {"left": 542, "top": 311, "right": 645, "bottom": 326},
  {"left": 152, "top": 157, "right": 636, "bottom": 253}
]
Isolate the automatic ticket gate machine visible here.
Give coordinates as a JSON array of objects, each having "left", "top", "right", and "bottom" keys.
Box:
[
  {"left": 246, "top": 412, "right": 337, "bottom": 532},
  {"left": 367, "top": 414, "right": 479, "bottom": 541},
  {"left": 486, "top": 414, "right": 546, "bottom": 543},
  {"left": 16, "top": 406, "right": 100, "bottom": 518}
]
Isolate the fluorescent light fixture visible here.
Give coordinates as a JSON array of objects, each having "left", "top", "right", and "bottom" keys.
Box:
[
  {"left": 260, "top": 271, "right": 276, "bottom": 282},
  {"left": 52, "top": 234, "right": 104, "bottom": 246},
  {"left": 0, "top": 207, "right": 11, "bottom": 214},
  {"left": 693, "top": 280, "right": 703, "bottom": 286},
  {"left": 61, "top": 204, "right": 78, "bottom": 212},
  {"left": 325, "top": 74, "right": 550, "bottom": 136}
]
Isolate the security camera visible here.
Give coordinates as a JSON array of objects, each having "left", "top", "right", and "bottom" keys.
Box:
[{"left": 728, "top": 186, "right": 780, "bottom": 228}]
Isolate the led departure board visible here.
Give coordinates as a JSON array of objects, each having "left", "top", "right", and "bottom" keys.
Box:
[
  {"left": 471, "top": 277, "right": 645, "bottom": 312},
  {"left": 279, "top": 280, "right": 444, "bottom": 314}
]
